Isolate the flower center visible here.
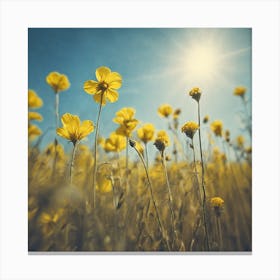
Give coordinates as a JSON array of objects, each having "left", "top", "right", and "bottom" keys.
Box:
[{"left": 98, "top": 81, "right": 109, "bottom": 92}]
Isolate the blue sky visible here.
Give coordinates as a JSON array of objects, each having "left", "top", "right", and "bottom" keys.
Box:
[{"left": 28, "top": 28, "right": 251, "bottom": 157}]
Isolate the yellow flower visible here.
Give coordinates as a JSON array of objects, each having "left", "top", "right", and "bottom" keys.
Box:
[
  {"left": 28, "top": 124, "right": 42, "bottom": 140},
  {"left": 234, "top": 86, "right": 246, "bottom": 97},
  {"left": 46, "top": 72, "right": 70, "bottom": 93},
  {"left": 56, "top": 113, "right": 94, "bottom": 145},
  {"left": 154, "top": 130, "right": 170, "bottom": 153},
  {"left": 236, "top": 135, "right": 245, "bottom": 148},
  {"left": 189, "top": 87, "right": 202, "bottom": 102},
  {"left": 173, "top": 108, "right": 181, "bottom": 119},
  {"left": 211, "top": 120, "right": 223, "bottom": 137},
  {"left": 96, "top": 165, "right": 112, "bottom": 193},
  {"left": 114, "top": 107, "right": 139, "bottom": 137},
  {"left": 28, "top": 111, "right": 43, "bottom": 122},
  {"left": 83, "top": 66, "right": 122, "bottom": 105},
  {"left": 158, "top": 104, "right": 173, "bottom": 118},
  {"left": 102, "top": 132, "right": 126, "bottom": 153},
  {"left": 210, "top": 197, "right": 224, "bottom": 208},
  {"left": 137, "top": 123, "right": 155, "bottom": 144},
  {"left": 181, "top": 121, "right": 199, "bottom": 139},
  {"left": 28, "top": 89, "right": 43, "bottom": 108}
]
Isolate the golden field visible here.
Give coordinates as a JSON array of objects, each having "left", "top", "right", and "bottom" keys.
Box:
[{"left": 28, "top": 68, "right": 251, "bottom": 252}]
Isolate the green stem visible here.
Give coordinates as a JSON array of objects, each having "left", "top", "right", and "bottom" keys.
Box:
[
  {"left": 197, "top": 102, "right": 210, "bottom": 251},
  {"left": 92, "top": 94, "right": 104, "bottom": 209},
  {"left": 70, "top": 142, "right": 78, "bottom": 186}
]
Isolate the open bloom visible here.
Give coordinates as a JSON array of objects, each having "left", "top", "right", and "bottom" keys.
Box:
[
  {"left": 211, "top": 120, "right": 223, "bottom": 137},
  {"left": 137, "top": 123, "right": 155, "bottom": 144},
  {"left": 189, "top": 87, "right": 202, "bottom": 102},
  {"left": 154, "top": 130, "right": 170, "bottom": 153},
  {"left": 181, "top": 121, "right": 199, "bottom": 139},
  {"left": 28, "top": 89, "right": 43, "bottom": 108},
  {"left": 56, "top": 113, "right": 94, "bottom": 145},
  {"left": 114, "top": 107, "right": 138, "bottom": 137},
  {"left": 158, "top": 104, "right": 173, "bottom": 118},
  {"left": 46, "top": 72, "right": 70, "bottom": 93},
  {"left": 102, "top": 132, "right": 126, "bottom": 153},
  {"left": 234, "top": 86, "right": 246, "bottom": 97},
  {"left": 83, "top": 66, "right": 122, "bottom": 105}
]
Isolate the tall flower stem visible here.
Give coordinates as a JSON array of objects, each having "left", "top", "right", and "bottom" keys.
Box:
[
  {"left": 215, "top": 215, "right": 223, "bottom": 250},
  {"left": 131, "top": 141, "right": 170, "bottom": 251},
  {"left": 69, "top": 142, "right": 78, "bottom": 186},
  {"left": 55, "top": 92, "right": 59, "bottom": 129},
  {"left": 145, "top": 143, "right": 149, "bottom": 169},
  {"left": 125, "top": 136, "right": 129, "bottom": 191},
  {"left": 191, "top": 138, "right": 203, "bottom": 205},
  {"left": 52, "top": 92, "right": 59, "bottom": 178},
  {"left": 91, "top": 94, "right": 104, "bottom": 209},
  {"left": 197, "top": 101, "right": 210, "bottom": 251},
  {"left": 161, "top": 151, "right": 177, "bottom": 246}
]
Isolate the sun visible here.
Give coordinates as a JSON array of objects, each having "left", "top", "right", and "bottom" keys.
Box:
[{"left": 184, "top": 42, "right": 223, "bottom": 86}]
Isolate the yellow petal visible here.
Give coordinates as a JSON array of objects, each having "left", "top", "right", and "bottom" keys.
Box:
[
  {"left": 93, "top": 94, "right": 107, "bottom": 105},
  {"left": 46, "top": 72, "right": 60, "bottom": 87},
  {"left": 105, "top": 89, "right": 119, "bottom": 103},
  {"left": 46, "top": 72, "right": 70, "bottom": 92},
  {"left": 79, "top": 120, "right": 94, "bottom": 139},
  {"left": 28, "top": 89, "right": 43, "bottom": 108},
  {"left": 28, "top": 124, "right": 42, "bottom": 139},
  {"left": 28, "top": 111, "right": 43, "bottom": 121},
  {"left": 95, "top": 66, "right": 111, "bottom": 82},
  {"left": 56, "top": 127, "right": 70, "bottom": 140},
  {"left": 84, "top": 80, "right": 98, "bottom": 95},
  {"left": 105, "top": 72, "right": 122, "bottom": 89},
  {"left": 61, "top": 113, "right": 80, "bottom": 128}
]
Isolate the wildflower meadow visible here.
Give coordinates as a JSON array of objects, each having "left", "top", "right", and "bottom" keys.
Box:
[{"left": 28, "top": 28, "right": 252, "bottom": 252}]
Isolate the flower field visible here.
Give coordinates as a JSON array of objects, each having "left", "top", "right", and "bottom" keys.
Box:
[{"left": 28, "top": 66, "right": 252, "bottom": 252}]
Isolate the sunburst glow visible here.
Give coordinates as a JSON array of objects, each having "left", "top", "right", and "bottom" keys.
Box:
[{"left": 184, "top": 43, "right": 223, "bottom": 85}]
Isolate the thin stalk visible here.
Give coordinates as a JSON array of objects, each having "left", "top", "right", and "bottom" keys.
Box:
[
  {"left": 91, "top": 94, "right": 104, "bottom": 209},
  {"left": 191, "top": 138, "right": 203, "bottom": 205},
  {"left": 55, "top": 92, "right": 59, "bottom": 129},
  {"left": 69, "top": 142, "right": 78, "bottom": 185},
  {"left": 161, "top": 151, "right": 177, "bottom": 246},
  {"left": 216, "top": 215, "right": 223, "bottom": 251},
  {"left": 125, "top": 136, "right": 129, "bottom": 191},
  {"left": 144, "top": 143, "right": 149, "bottom": 169},
  {"left": 53, "top": 92, "right": 59, "bottom": 178},
  {"left": 131, "top": 143, "right": 170, "bottom": 251},
  {"left": 197, "top": 102, "right": 210, "bottom": 251}
]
